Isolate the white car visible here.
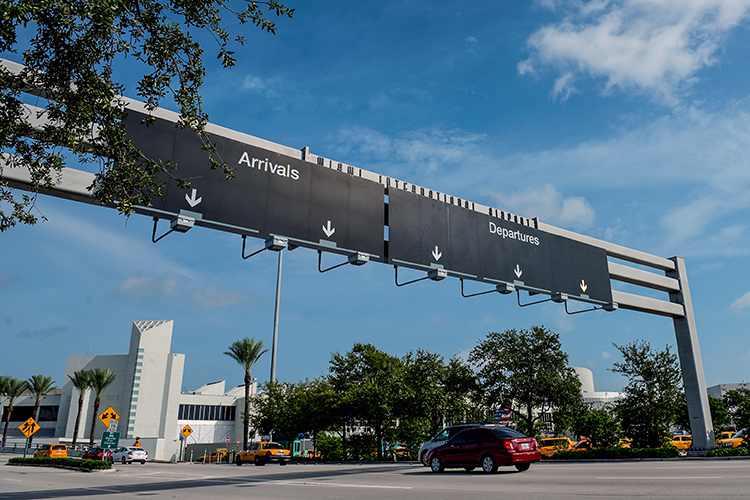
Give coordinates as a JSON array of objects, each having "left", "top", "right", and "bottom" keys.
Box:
[{"left": 110, "top": 446, "right": 148, "bottom": 464}]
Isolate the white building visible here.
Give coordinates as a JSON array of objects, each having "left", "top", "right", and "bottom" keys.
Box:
[{"left": 1, "top": 320, "right": 253, "bottom": 461}]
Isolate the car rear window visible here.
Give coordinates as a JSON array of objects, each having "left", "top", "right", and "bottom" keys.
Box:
[
  {"left": 52, "top": 445, "right": 66, "bottom": 450},
  {"left": 264, "top": 443, "right": 284, "bottom": 450},
  {"left": 490, "top": 428, "right": 526, "bottom": 439}
]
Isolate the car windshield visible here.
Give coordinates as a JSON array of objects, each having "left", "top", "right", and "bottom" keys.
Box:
[
  {"left": 433, "top": 429, "right": 450, "bottom": 441},
  {"left": 490, "top": 428, "right": 526, "bottom": 439},
  {"left": 263, "top": 443, "right": 284, "bottom": 450}
]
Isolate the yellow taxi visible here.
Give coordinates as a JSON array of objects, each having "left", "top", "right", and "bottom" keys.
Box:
[
  {"left": 619, "top": 438, "right": 632, "bottom": 449},
  {"left": 715, "top": 431, "right": 737, "bottom": 447},
  {"left": 235, "top": 441, "right": 292, "bottom": 466},
  {"left": 573, "top": 439, "right": 595, "bottom": 451},
  {"left": 670, "top": 434, "right": 692, "bottom": 451},
  {"left": 197, "top": 448, "right": 227, "bottom": 463},
  {"left": 538, "top": 437, "right": 574, "bottom": 457},
  {"left": 34, "top": 444, "right": 68, "bottom": 458},
  {"left": 719, "top": 428, "right": 748, "bottom": 448}
]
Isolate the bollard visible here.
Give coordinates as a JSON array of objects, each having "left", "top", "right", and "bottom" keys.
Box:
[{"left": 190, "top": 450, "right": 193, "bottom": 463}]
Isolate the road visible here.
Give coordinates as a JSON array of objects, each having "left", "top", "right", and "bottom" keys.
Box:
[{"left": 1, "top": 455, "right": 748, "bottom": 499}]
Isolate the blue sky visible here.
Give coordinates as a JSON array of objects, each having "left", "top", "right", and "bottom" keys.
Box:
[{"left": 3, "top": 0, "right": 750, "bottom": 394}]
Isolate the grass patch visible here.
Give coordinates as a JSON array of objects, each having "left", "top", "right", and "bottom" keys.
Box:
[{"left": 8, "top": 457, "right": 113, "bottom": 470}]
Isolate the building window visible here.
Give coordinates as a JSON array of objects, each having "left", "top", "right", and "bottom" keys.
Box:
[
  {"left": 133, "top": 383, "right": 140, "bottom": 388},
  {"left": 131, "top": 398, "right": 138, "bottom": 402},
  {"left": 137, "top": 355, "right": 144, "bottom": 360},
  {"left": 138, "top": 348, "right": 144, "bottom": 353},
  {"left": 136, "top": 362, "right": 143, "bottom": 367},
  {"left": 135, "top": 369, "right": 141, "bottom": 373},
  {"left": 178, "top": 404, "right": 236, "bottom": 421},
  {"left": 134, "top": 376, "right": 140, "bottom": 381},
  {"left": 130, "top": 412, "right": 136, "bottom": 417},
  {"left": 132, "top": 391, "right": 139, "bottom": 395}
]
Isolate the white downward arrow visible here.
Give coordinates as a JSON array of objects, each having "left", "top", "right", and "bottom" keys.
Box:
[
  {"left": 580, "top": 280, "right": 588, "bottom": 293},
  {"left": 432, "top": 246, "right": 442, "bottom": 261},
  {"left": 514, "top": 265, "right": 523, "bottom": 278},
  {"left": 185, "top": 188, "right": 202, "bottom": 207},
  {"left": 322, "top": 220, "right": 336, "bottom": 238}
]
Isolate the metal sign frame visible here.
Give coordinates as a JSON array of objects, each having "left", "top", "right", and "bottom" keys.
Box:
[{"left": 0, "top": 57, "right": 715, "bottom": 451}]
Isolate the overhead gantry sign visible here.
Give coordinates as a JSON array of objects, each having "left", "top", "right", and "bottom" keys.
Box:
[{"left": 0, "top": 57, "right": 714, "bottom": 451}]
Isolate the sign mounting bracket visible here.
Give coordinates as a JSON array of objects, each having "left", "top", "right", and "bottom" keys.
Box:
[
  {"left": 318, "top": 250, "right": 369, "bottom": 273},
  {"left": 394, "top": 265, "right": 447, "bottom": 287},
  {"left": 242, "top": 235, "right": 288, "bottom": 259},
  {"left": 151, "top": 215, "right": 195, "bottom": 243}
]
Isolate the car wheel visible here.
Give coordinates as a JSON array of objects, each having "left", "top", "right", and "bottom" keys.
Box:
[
  {"left": 279, "top": 461, "right": 287, "bottom": 466},
  {"left": 429, "top": 456, "right": 444, "bottom": 473},
  {"left": 122, "top": 457, "right": 127, "bottom": 465},
  {"left": 464, "top": 466, "right": 475, "bottom": 472},
  {"left": 254, "top": 456, "right": 265, "bottom": 466},
  {"left": 515, "top": 463, "right": 530, "bottom": 472},
  {"left": 481, "top": 455, "right": 497, "bottom": 473},
  {"left": 235, "top": 456, "right": 243, "bottom": 466},
  {"left": 141, "top": 461, "right": 146, "bottom": 465}
]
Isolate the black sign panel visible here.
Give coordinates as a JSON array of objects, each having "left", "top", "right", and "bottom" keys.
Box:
[
  {"left": 388, "top": 189, "right": 612, "bottom": 303},
  {"left": 124, "top": 111, "right": 385, "bottom": 259}
]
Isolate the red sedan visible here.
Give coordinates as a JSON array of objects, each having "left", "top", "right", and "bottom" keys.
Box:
[
  {"left": 427, "top": 426, "right": 541, "bottom": 473},
  {"left": 82, "top": 447, "right": 112, "bottom": 460}
]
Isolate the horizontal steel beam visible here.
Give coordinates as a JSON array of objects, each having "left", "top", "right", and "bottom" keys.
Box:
[
  {"left": 608, "top": 261, "right": 680, "bottom": 293},
  {"left": 2, "top": 159, "right": 98, "bottom": 206},
  {"left": 536, "top": 220, "right": 675, "bottom": 272},
  {"left": 611, "top": 290, "right": 685, "bottom": 317}
]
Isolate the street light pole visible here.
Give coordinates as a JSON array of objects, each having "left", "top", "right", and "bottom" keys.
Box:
[{"left": 270, "top": 248, "right": 283, "bottom": 382}]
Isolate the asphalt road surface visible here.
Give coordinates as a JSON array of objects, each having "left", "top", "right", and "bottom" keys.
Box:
[{"left": 1, "top": 455, "right": 749, "bottom": 499}]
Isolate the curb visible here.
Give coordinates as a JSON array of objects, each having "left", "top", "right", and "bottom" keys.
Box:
[{"left": 6, "top": 463, "right": 116, "bottom": 473}]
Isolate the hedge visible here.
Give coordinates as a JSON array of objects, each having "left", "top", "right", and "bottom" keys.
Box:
[
  {"left": 705, "top": 447, "right": 750, "bottom": 458},
  {"left": 551, "top": 447, "right": 680, "bottom": 460},
  {"left": 8, "top": 457, "right": 113, "bottom": 470}
]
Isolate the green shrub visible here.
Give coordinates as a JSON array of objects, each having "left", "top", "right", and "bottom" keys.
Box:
[
  {"left": 8, "top": 457, "right": 113, "bottom": 470},
  {"left": 552, "top": 446, "right": 680, "bottom": 460},
  {"left": 706, "top": 447, "right": 750, "bottom": 457}
]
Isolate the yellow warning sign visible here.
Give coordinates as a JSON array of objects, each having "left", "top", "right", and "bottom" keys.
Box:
[
  {"left": 19, "top": 417, "right": 39, "bottom": 438},
  {"left": 98, "top": 406, "right": 121, "bottom": 428},
  {"left": 181, "top": 425, "right": 193, "bottom": 439}
]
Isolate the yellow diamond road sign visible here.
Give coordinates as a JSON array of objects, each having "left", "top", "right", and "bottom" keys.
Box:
[
  {"left": 98, "top": 406, "right": 121, "bottom": 428},
  {"left": 181, "top": 425, "right": 193, "bottom": 439},
  {"left": 19, "top": 417, "right": 39, "bottom": 438}
]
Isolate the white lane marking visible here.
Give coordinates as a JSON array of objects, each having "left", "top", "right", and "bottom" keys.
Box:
[
  {"left": 595, "top": 476, "right": 722, "bottom": 480},
  {"left": 1, "top": 478, "right": 22, "bottom": 482}
]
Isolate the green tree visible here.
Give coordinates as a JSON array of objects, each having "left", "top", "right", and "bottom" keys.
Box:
[
  {"left": 1, "top": 378, "right": 27, "bottom": 447},
  {"left": 25, "top": 374, "right": 57, "bottom": 445},
  {"left": 329, "top": 343, "right": 402, "bottom": 459},
  {"left": 573, "top": 408, "right": 622, "bottom": 448},
  {"left": 68, "top": 369, "right": 92, "bottom": 446},
  {"left": 88, "top": 368, "right": 117, "bottom": 446},
  {"left": 723, "top": 388, "right": 750, "bottom": 430},
  {"left": 611, "top": 341, "right": 682, "bottom": 448},
  {"left": 676, "top": 395, "right": 727, "bottom": 433},
  {"left": 225, "top": 337, "right": 268, "bottom": 449},
  {"left": 469, "top": 326, "right": 583, "bottom": 436},
  {"left": 0, "top": 0, "right": 293, "bottom": 231}
]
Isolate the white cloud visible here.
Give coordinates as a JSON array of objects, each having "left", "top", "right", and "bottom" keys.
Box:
[
  {"left": 466, "top": 36, "right": 478, "bottom": 44},
  {"left": 0, "top": 272, "right": 20, "bottom": 289},
  {"left": 487, "top": 183, "right": 596, "bottom": 230},
  {"left": 602, "top": 350, "right": 612, "bottom": 359},
  {"left": 242, "top": 75, "right": 266, "bottom": 92},
  {"left": 730, "top": 290, "right": 750, "bottom": 311},
  {"left": 520, "top": 0, "right": 750, "bottom": 103},
  {"left": 113, "top": 272, "right": 190, "bottom": 298}
]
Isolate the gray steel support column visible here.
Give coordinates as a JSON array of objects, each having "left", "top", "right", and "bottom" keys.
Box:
[
  {"left": 667, "top": 257, "right": 714, "bottom": 450},
  {"left": 270, "top": 249, "right": 283, "bottom": 382}
]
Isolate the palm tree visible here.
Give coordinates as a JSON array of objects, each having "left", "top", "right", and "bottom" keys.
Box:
[
  {"left": 88, "top": 368, "right": 117, "bottom": 446},
  {"left": 25, "top": 374, "right": 57, "bottom": 445},
  {"left": 68, "top": 370, "right": 91, "bottom": 446},
  {"left": 225, "top": 338, "right": 268, "bottom": 449},
  {"left": 1, "top": 378, "right": 28, "bottom": 447}
]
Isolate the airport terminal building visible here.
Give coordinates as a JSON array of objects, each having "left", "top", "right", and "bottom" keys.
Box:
[{"left": 2, "top": 321, "right": 254, "bottom": 461}]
